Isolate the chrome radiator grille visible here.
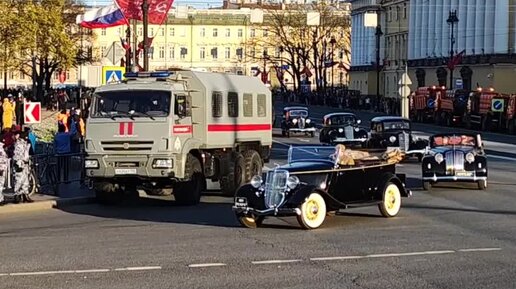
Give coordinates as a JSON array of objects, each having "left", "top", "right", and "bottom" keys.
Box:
[
  {"left": 344, "top": 126, "right": 354, "bottom": 139},
  {"left": 298, "top": 118, "right": 306, "bottom": 129},
  {"left": 445, "top": 151, "right": 465, "bottom": 172},
  {"left": 398, "top": 132, "right": 409, "bottom": 151},
  {"left": 264, "top": 170, "right": 288, "bottom": 209}
]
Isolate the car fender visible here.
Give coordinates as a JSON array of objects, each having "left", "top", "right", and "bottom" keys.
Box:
[
  {"left": 234, "top": 184, "right": 267, "bottom": 211},
  {"left": 285, "top": 184, "right": 339, "bottom": 210},
  {"left": 375, "top": 172, "right": 410, "bottom": 198}
]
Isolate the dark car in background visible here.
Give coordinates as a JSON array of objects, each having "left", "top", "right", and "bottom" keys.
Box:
[
  {"left": 367, "top": 116, "right": 428, "bottom": 161},
  {"left": 280, "top": 106, "right": 316, "bottom": 137},
  {"left": 422, "top": 133, "right": 487, "bottom": 190},
  {"left": 319, "top": 112, "right": 368, "bottom": 147}
]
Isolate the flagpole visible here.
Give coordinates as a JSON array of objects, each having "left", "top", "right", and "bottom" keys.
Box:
[
  {"left": 125, "top": 24, "right": 131, "bottom": 73},
  {"left": 132, "top": 19, "right": 137, "bottom": 71}
]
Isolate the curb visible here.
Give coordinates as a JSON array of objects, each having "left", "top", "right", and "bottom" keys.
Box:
[{"left": 0, "top": 197, "right": 95, "bottom": 215}]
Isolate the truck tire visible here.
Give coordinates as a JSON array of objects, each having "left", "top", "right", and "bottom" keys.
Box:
[
  {"left": 220, "top": 153, "right": 246, "bottom": 197},
  {"left": 94, "top": 181, "right": 122, "bottom": 205},
  {"left": 174, "top": 154, "right": 203, "bottom": 206},
  {"left": 243, "top": 150, "right": 263, "bottom": 182}
]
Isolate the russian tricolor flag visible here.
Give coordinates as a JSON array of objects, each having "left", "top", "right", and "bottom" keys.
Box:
[{"left": 76, "top": 4, "right": 128, "bottom": 29}]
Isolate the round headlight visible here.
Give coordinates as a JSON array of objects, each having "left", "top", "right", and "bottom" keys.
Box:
[
  {"left": 306, "top": 119, "right": 311, "bottom": 124},
  {"left": 354, "top": 127, "right": 360, "bottom": 132},
  {"left": 389, "top": 136, "right": 397, "bottom": 143},
  {"left": 338, "top": 128, "right": 344, "bottom": 133},
  {"left": 250, "top": 175, "right": 262, "bottom": 188},
  {"left": 435, "top": 153, "right": 444, "bottom": 164},
  {"left": 292, "top": 118, "right": 298, "bottom": 124},
  {"left": 465, "top": 152, "right": 475, "bottom": 163},
  {"left": 286, "top": 175, "right": 300, "bottom": 189}
]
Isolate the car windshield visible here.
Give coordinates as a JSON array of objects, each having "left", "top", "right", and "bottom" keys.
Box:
[
  {"left": 328, "top": 115, "right": 356, "bottom": 125},
  {"left": 431, "top": 135, "right": 477, "bottom": 147},
  {"left": 288, "top": 146, "right": 337, "bottom": 164},
  {"left": 382, "top": 120, "right": 410, "bottom": 130},
  {"left": 92, "top": 90, "right": 171, "bottom": 118},
  {"left": 288, "top": 110, "right": 308, "bottom": 117}
]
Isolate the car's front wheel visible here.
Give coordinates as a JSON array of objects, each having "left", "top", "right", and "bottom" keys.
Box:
[
  {"left": 297, "top": 192, "right": 326, "bottom": 229},
  {"left": 236, "top": 213, "right": 264, "bottom": 228},
  {"left": 423, "top": 181, "right": 432, "bottom": 191},
  {"left": 477, "top": 179, "right": 487, "bottom": 190},
  {"left": 378, "top": 183, "right": 402, "bottom": 217}
]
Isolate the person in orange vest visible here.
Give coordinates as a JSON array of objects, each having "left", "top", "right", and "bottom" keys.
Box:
[{"left": 57, "top": 109, "right": 70, "bottom": 132}]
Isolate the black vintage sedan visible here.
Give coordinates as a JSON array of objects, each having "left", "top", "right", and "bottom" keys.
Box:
[
  {"left": 422, "top": 133, "right": 487, "bottom": 190},
  {"left": 280, "top": 106, "right": 316, "bottom": 137},
  {"left": 232, "top": 145, "right": 411, "bottom": 230},
  {"left": 367, "top": 116, "right": 428, "bottom": 161},
  {"left": 319, "top": 113, "right": 368, "bottom": 147}
]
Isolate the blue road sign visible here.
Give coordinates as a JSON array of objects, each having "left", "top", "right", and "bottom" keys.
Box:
[
  {"left": 492, "top": 99, "right": 504, "bottom": 112},
  {"left": 427, "top": 98, "right": 435, "bottom": 108},
  {"left": 102, "top": 66, "right": 124, "bottom": 84}
]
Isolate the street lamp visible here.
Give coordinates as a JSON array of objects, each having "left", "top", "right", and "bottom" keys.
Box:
[
  {"left": 375, "top": 24, "right": 383, "bottom": 112},
  {"left": 279, "top": 45, "right": 284, "bottom": 91},
  {"left": 329, "top": 36, "right": 336, "bottom": 90},
  {"left": 262, "top": 49, "right": 268, "bottom": 84},
  {"left": 142, "top": 0, "right": 149, "bottom": 71},
  {"left": 447, "top": 10, "right": 459, "bottom": 88}
]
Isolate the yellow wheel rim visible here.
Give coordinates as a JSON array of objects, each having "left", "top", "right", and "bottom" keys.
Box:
[
  {"left": 305, "top": 199, "right": 319, "bottom": 221},
  {"left": 386, "top": 189, "right": 397, "bottom": 210}
]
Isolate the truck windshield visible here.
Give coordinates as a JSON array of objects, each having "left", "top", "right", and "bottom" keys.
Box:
[{"left": 92, "top": 90, "right": 171, "bottom": 118}]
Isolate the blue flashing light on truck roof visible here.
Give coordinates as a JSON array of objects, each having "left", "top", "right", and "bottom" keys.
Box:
[{"left": 124, "top": 71, "right": 173, "bottom": 78}]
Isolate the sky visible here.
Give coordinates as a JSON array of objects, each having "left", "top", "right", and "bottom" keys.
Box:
[{"left": 81, "top": 0, "right": 224, "bottom": 9}]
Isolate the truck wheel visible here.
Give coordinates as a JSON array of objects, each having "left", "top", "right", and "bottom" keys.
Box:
[
  {"left": 174, "top": 154, "right": 203, "bottom": 206},
  {"left": 243, "top": 150, "right": 263, "bottom": 182},
  {"left": 94, "top": 181, "right": 122, "bottom": 205},
  {"left": 220, "top": 153, "right": 246, "bottom": 197},
  {"left": 508, "top": 120, "right": 516, "bottom": 134}
]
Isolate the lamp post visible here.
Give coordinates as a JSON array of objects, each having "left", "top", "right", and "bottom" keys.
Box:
[
  {"left": 447, "top": 10, "right": 459, "bottom": 88},
  {"left": 330, "top": 36, "right": 336, "bottom": 90},
  {"left": 279, "top": 45, "right": 284, "bottom": 91},
  {"left": 262, "top": 49, "right": 268, "bottom": 84},
  {"left": 142, "top": 0, "right": 149, "bottom": 71},
  {"left": 375, "top": 24, "right": 383, "bottom": 112}
]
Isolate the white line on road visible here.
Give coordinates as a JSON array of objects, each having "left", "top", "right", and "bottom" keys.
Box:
[
  {"left": 72, "top": 269, "right": 110, "bottom": 274},
  {"left": 251, "top": 259, "right": 303, "bottom": 265},
  {"left": 9, "top": 270, "right": 76, "bottom": 276},
  {"left": 458, "top": 248, "right": 502, "bottom": 252},
  {"left": 188, "top": 263, "right": 227, "bottom": 268},
  {"left": 114, "top": 266, "right": 162, "bottom": 271},
  {"left": 310, "top": 256, "right": 365, "bottom": 261}
]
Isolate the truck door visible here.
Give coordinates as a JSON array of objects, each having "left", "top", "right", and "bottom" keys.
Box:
[{"left": 171, "top": 93, "right": 193, "bottom": 152}]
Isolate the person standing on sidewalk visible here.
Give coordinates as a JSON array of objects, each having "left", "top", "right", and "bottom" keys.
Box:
[
  {"left": 2, "top": 95, "right": 15, "bottom": 130},
  {"left": 12, "top": 129, "right": 33, "bottom": 203},
  {"left": 54, "top": 123, "right": 71, "bottom": 183},
  {"left": 0, "top": 142, "right": 8, "bottom": 206}
]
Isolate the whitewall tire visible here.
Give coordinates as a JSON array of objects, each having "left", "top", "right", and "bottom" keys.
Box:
[
  {"left": 297, "top": 192, "right": 327, "bottom": 230},
  {"left": 378, "top": 183, "right": 402, "bottom": 218}
]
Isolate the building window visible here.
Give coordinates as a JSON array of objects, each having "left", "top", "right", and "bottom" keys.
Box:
[
  {"left": 228, "top": 92, "right": 238, "bottom": 117},
  {"left": 262, "top": 28, "right": 268, "bottom": 37},
  {"left": 238, "top": 28, "right": 243, "bottom": 37},
  {"left": 19, "top": 70, "right": 24, "bottom": 80},
  {"left": 339, "top": 49, "right": 344, "bottom": 60},
  {"left": 160, "top": 28, "right": 165, "bottom": 36},
  {"left": 180, "top": 47, "right": 187, "bottom": 59},
  {"left": 200, "top": 47, "right": 206, "bottom": 59},
  {"left": 138, "top": 27, "right": 143, "bottom": 36},
  {"left": 169, "top": 46, "right": 175, "bottom": 59},
  {"left": 200, "top": 28, "right": 205, "bottom": 37},
  {"left": 257, "top": 94, "right": 266, "bottom": 117},
  {"left": 396, "top": 6, "right": 400, "bottom": 20},
  {"left": 213, "top": 28, "right": 218, "bottom": 37},
  {"left": 236, "top": 47, "right": 243, "bottom": 60},
  {"left": 180, "top": 28, "right": 186, "bottom": 37},
  {"left": 251, "top": 47, "right": 256, "bottom": 58},
  {"left": 150, "top": 27, "right": 154, "bottom": 35},
  {"left": 159, "top": 46, "right": 165, "bottom": 59},
  {"left": 170, "top": 27, "right": 175, "bottom": 36},
  {"left": 243, "top": 93, "right": 253, "bottom": 117},
  {"left": 403, "top": 3, "right": 407, "bottom": 19},
  {"left": 388, "top": 7, "right": 392, "bottom": 22},
  {"left": 100, "top": 46, "right": 107, "bottom": 57},
  {"left": 101, "top": 28, "right": 106, "bottom": 36},
  {"left": 212, "top": 91, "right": 222, "bottom": 118},
  {"left": 225, "top": 28, "right": 230, "bottom": 37},
  {"left": 225, "top": 47, "right": 230, "bottom": 59},
  {"left": 211, "top": 47, "right": 218, "bottom": 59},
  {"left": 250, "top": 28, "right": 255, "bottom": 37}
]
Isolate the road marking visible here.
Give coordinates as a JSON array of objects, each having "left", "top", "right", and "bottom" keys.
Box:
[
  {"left": 72, "top": 269, "right": 110, "bottom": 273},
  {"left": 298, "top": 139, "right": 310, "bottom": 142},
  {"left": 251, "top": 259, "right": 303, "bottom": 265},
  {"left": 188, "top": 263, "right": 227, "bottom": 268},
  {"left": 310, "top": 256, "right": 365, "bottom": 261},
  {"left": 114, "top": 266, "right": 162, "bottom": 271},
  {"left": 458, "top": 248, "right": 501, "bottom": 252},
  {"left": 9, "top": 270, "right": 75, "bottom": 276}
]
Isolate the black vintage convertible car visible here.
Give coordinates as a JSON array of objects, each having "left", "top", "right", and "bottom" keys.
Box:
[
  {"left": 422, "top": 133, "right": 488, "bottom": 190},
  {"left": 280, "top": 106, "right": 316, "bottom": 137},
  {"left": 232, "top": 145, "right": 411, "bottom": 229},
  {"left": 367, "top": 116, "right": 428, "bottom": 161},
  {"left": 319, "top": 113, "right": 368, "bottom": 147}
]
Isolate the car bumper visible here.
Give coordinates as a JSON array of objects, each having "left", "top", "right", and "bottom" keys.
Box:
[
  {"left": 288, "top": 127, "right": 316, "bottom": 133},
  {"left": 232, "top": 205, "right": 301, "bottom": 217},
  {"left": 423, "top": 173, "right": 487, "bottom": 182},
  {"left": 332, "top": 137, "right": 367, "bottom": 143}
]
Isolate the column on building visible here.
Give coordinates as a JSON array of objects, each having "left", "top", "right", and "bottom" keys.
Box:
[
  {"left": 421, "top": 0, "right": 430, "bottom": 57},
  {"left": 413, "top": 0, "right": 422, "bottom": 59},
  {"left": 474, "top": 0, "right": 485, "bottom": 55},
  {"left": 351, "top": 14, "right": 357, "bottom": 66},
  {"left": 484, "top": 0, "right": 495, "bottom": 54},
  {"left": 457, "top": 0, "right": 468, "bottom": 53},
  {"left": 358, "top": 13, "right": 364, "bottom": 65},
  {"left": 367, "top": 25, "right": 375, "bottom": 66},
  {"left": 441, "top": 0, "right": 451, "bottom": 57},
  {"left": 428, "top": 1, "right": 437, "bottom": 57},
  {"left": 494, "top": 0, "right": 509, "bottom": 53},
  {"left": 408, "top": 0, "right": 417, "bottom": 59},
  {"left": 434, "top": 0, "right": 443, "bottom": 57},
  {"left": 450, "top": 0, "right": 459, "bottom": 54},
  {"left": 465, "top": 0, "right": 476, "bottom": 55}
]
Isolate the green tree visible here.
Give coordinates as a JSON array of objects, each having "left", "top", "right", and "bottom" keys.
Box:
[{"left": 0, "top": 0, "right": 23, "bottom": 94}]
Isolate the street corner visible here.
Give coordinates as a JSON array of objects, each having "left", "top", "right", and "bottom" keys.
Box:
[{"left": 0, "top": 196, "right": 95, "bottom": 216}]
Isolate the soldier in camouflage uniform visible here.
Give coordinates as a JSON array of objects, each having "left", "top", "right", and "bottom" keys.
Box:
[
  {"left": 0, "top": 142, "right": 8, "bottom": 206},
  {"left": 12, "top": 130, "right": 33, "bottom": 203}
]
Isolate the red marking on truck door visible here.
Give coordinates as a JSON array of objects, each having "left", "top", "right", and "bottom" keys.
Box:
[
  {"left": 173, "top": 125, "right": 193, "bottom": 134},
  {"left": 207, "top": 124, "right": 271, "bottom": 132},
  {"left": 127, "top": 122, "right": 134, "bottom": 135},
  {"left": 117, "top": 122, "right": 134, "bottom": 136},
  {"left": 119, "top": 122, "right": 125, "bottom": 135}
]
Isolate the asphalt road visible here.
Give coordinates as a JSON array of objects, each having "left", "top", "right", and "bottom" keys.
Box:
[{"left": 1, "top": 105, "right": 515, "bottom": 289}]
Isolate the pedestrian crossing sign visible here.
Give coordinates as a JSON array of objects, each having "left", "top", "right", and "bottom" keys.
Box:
[{"left": 102, "top": 66, "right": 125, "bottom": 84}]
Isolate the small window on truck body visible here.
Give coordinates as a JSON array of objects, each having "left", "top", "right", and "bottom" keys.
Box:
[
  {"left": 212, "top": 91, "right": 222, "bottom": 117},
  {"left": 228, "top": 92, "right": 239, "bottom": 117},
  {"left": 174, "top": 94, "right": 191, "bottom": 117},
  {"left": 243, "top": 93, "right": 253, "bottom": 117},
  {"left": 257, "top": 94, "right": 266, "bottom": 117}
]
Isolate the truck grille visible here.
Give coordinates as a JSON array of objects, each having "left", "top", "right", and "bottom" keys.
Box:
[
  {"left": 101, "top": 141, "right": 154, "bottom": 152},
  {"left": 445, "top": 151, "right": 464, "bottom": 172},
  {"left": 398, "top": 132, "right": 409, "bottom": 151},
  {"left": 264, "top": 170, "right": 288, "bottom": 209}
]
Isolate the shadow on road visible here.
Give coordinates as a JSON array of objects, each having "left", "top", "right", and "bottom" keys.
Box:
[{"left": 404, "top": 204, "right": 516, "bottom": 216}]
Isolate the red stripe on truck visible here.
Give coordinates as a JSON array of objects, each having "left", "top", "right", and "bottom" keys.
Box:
[
  {"left": 119, "top": 122, "right": 125, "bottom": 135},
  {"left": 207, "top": 124, "right": 271, "bottom": 132},
  {"left": 173, "top": 125, "right": 193, "bottom": 134}
]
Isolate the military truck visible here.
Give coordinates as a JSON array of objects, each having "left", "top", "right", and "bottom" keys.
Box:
[
  {"left": 435, "top": 89, "right": 470, "bottom": 126},
  {"left": 84, "top": 70, "right": 272, "bottom": 205},
  {"left": 463, "top": 88, "right": 510, "bottom": 131},
  {"left": 410, "top": 86, "right": 446, "bottom": 123}
]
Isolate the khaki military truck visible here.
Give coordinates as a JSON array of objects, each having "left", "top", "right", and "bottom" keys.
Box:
[{"left": 84, "top": 70, "right": 272, "bottom": 205}]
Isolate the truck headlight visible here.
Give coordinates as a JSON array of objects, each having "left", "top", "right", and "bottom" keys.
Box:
[
  {"left": 286, "top": 175, "right": 300, "bottom": 189},
  {"left": 389, "top": 136, "right": 397, "bottom": 143},
  {"left": 85, "top": 160, "right": 99, "bottom": 169},
  {"left": 250, "top": 175, "right": 262, "bottom": 188},
  {"left": 153, "top": 159, "right": 173, "bottom": 168},
  {"left": 434, "top": 153, "right": 444, "bottom": 164},
  {"left": 465, "top": 152, "right": 475, "bottom": 163}
]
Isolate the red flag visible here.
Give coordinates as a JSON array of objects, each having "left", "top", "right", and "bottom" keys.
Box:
[
  {"left": 447, "top": 50, "right": 465, "bottom": 70},
  {"left": 115, "top": 0, "right": 174, "bottom": 25},
  {"left": 120, "top": 37, "right": 130, "bottom": 51},
  {"left": 137, "top": 37, "right": 154, "bottom": 50}
]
